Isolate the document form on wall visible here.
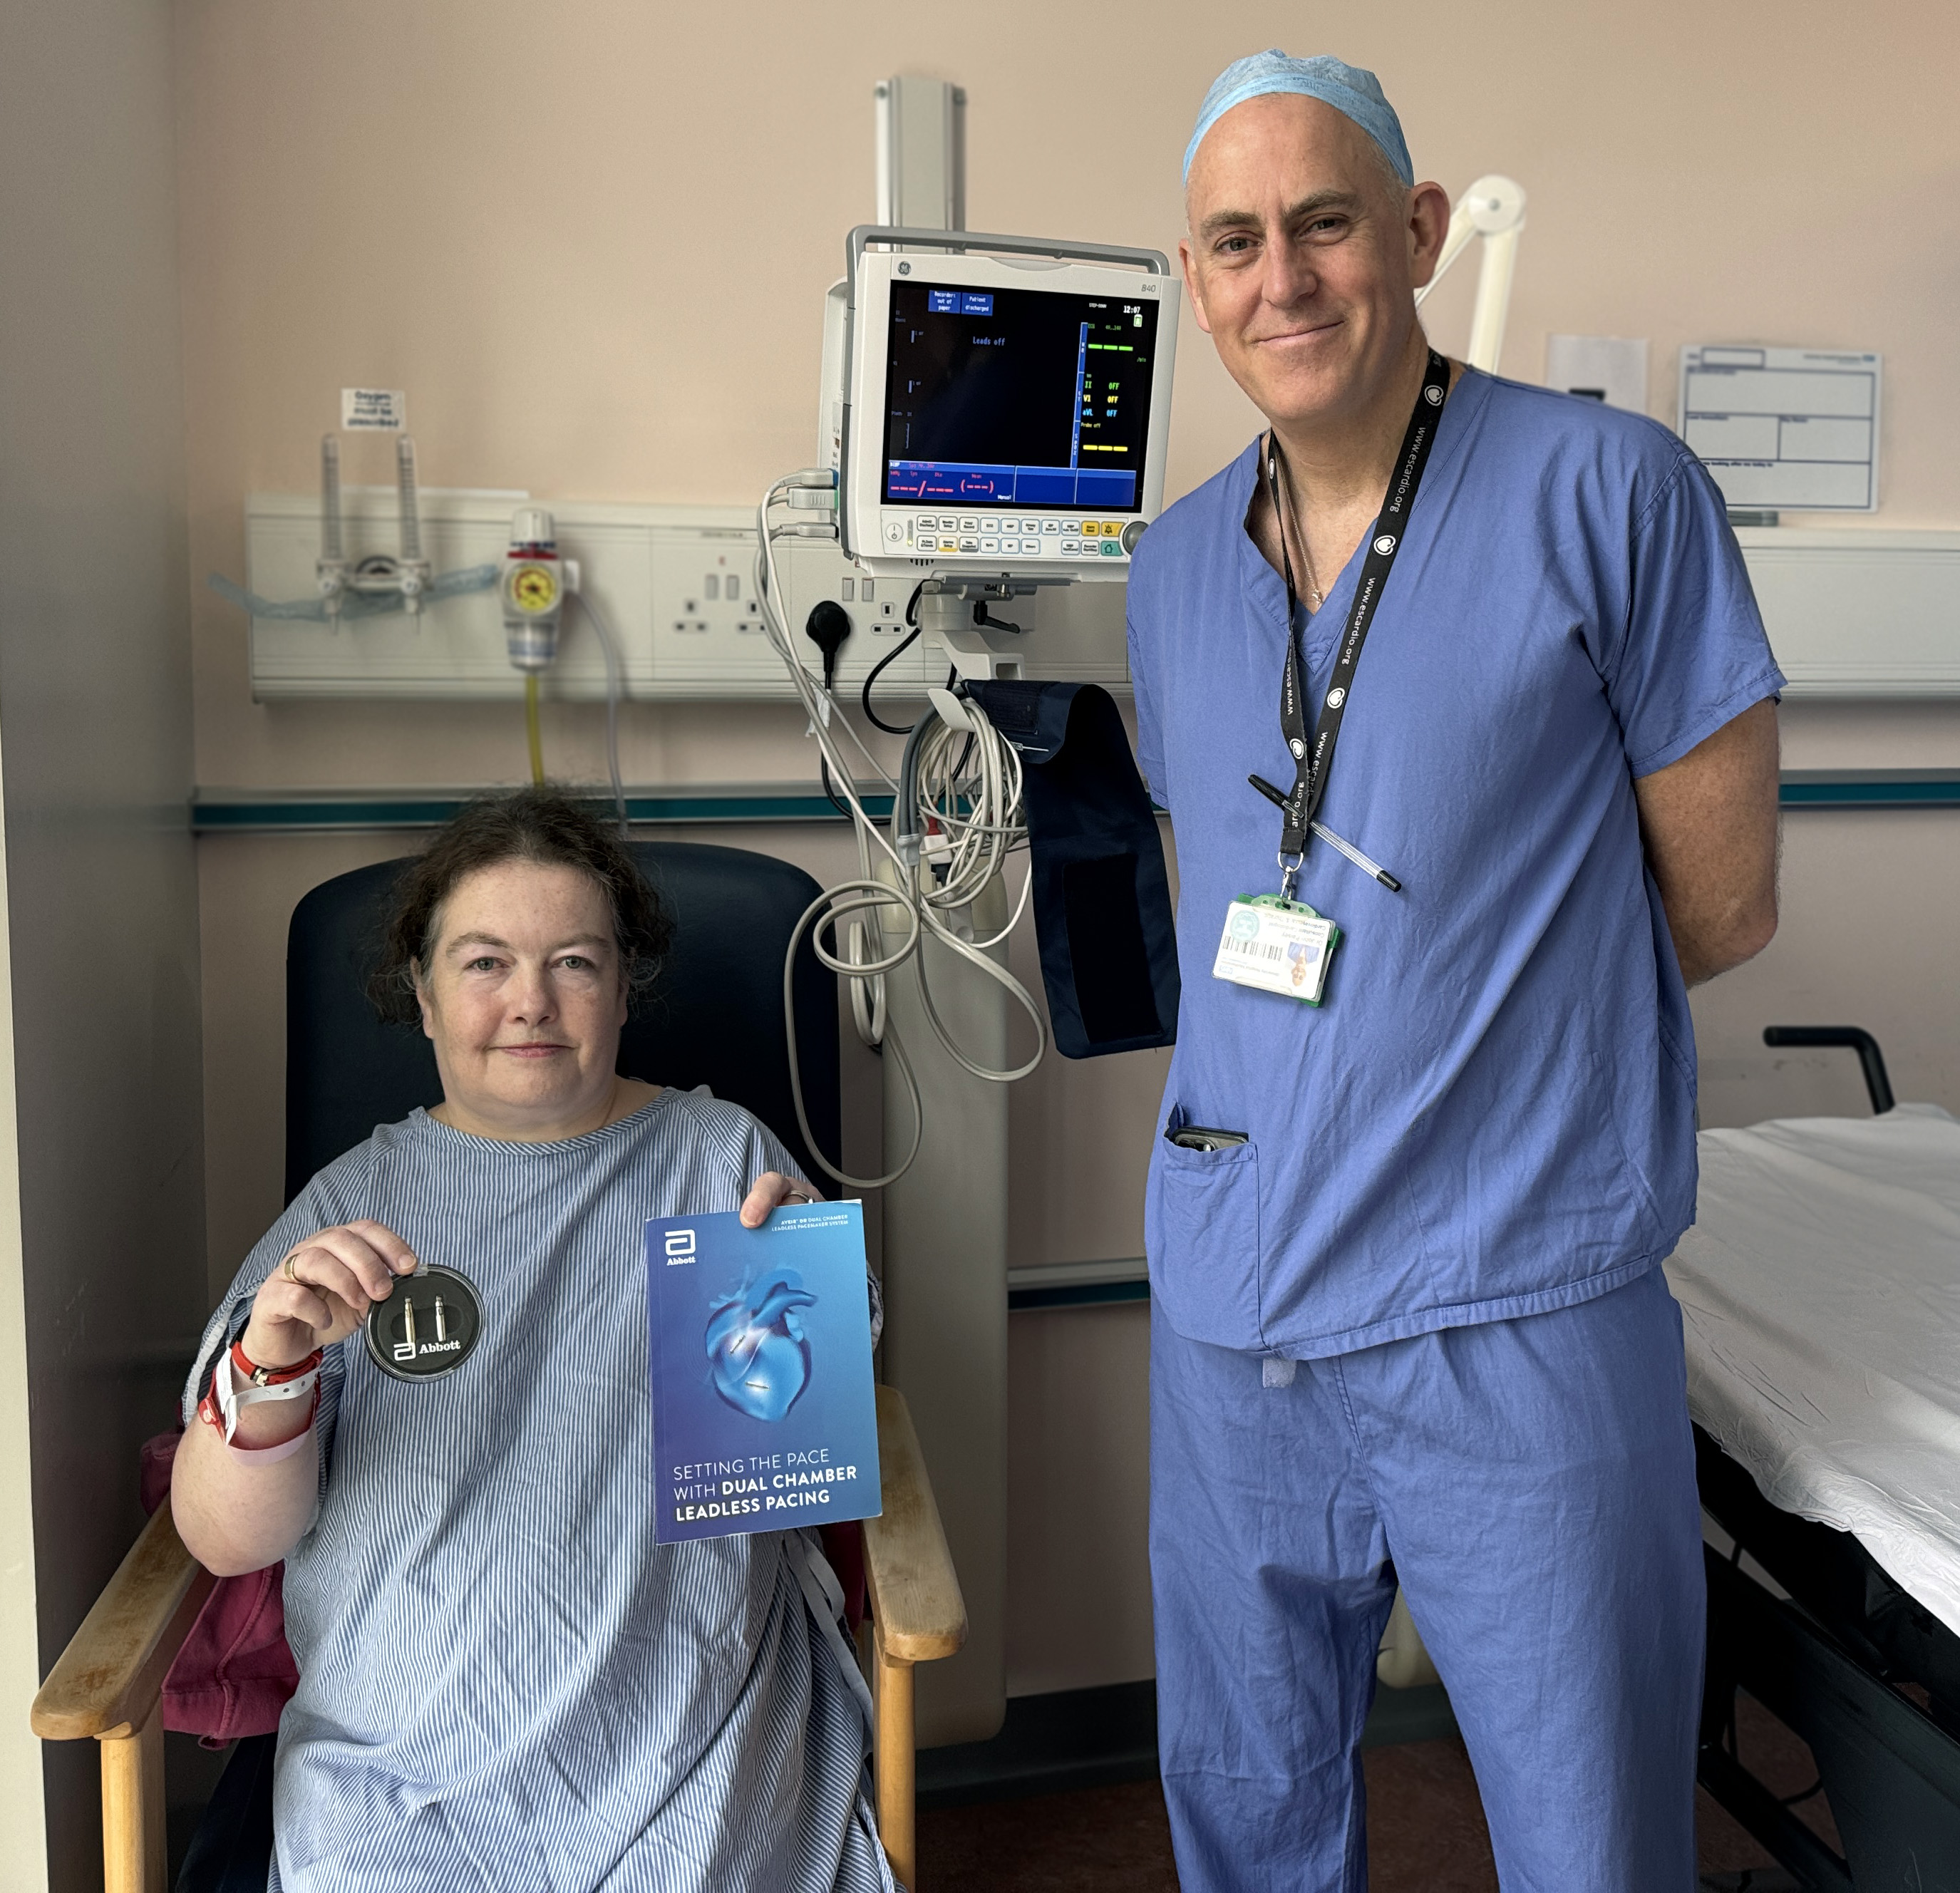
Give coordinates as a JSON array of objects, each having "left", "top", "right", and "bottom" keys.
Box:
[{"left": 1678, "top": 346, "right": 1881, "bottom": 512}]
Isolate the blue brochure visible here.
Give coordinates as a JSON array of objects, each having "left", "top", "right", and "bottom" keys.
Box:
[{"left": 646, "top": 1200, "right": 881, "bottom": 1544}]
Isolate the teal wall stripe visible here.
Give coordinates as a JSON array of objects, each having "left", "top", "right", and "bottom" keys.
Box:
[
  {"left": 194, "top": 791, "right": 898, "bottom": 832},
  {"left": 190, "top": 774, "right": 1960, "bottom": 833},
  {"left": 1007, "top": 1279, "right": 1152, "bottom": 1313},
  {"left": 1777, "top": 778, "right": 1960, "bottom": 808}
]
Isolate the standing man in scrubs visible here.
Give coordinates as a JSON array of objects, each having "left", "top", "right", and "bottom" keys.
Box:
[{"left": 1128, "top": 51, "right": 1782, "bottom": 1892}]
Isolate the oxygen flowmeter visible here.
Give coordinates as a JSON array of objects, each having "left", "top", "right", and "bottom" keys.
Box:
[{"left": 501, "top": 506, "right": 565, "bottom": 669}]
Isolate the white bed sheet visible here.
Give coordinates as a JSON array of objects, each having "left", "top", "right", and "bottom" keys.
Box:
[{"left": 1664, "top": 1104, "right": 1960, "bottom": 1636}]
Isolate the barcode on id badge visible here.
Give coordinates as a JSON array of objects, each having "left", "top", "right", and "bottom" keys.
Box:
[{"left": 1213, "top": 901, "right": 1333, "bottom": 1003}]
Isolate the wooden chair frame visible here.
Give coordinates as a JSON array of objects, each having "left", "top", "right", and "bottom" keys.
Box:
[{"left": 33, "top": 1383, "right": 963, "bottom": 1893}]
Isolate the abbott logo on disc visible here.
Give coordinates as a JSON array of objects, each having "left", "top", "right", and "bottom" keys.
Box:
[{"left": 364, "top": 1265, "right": 483, "bottom": 1381}]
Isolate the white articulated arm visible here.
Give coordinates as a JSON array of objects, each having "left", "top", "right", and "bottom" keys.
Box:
[{"left": 1413, "top": 175, "right": 1527, "bottom": 375}]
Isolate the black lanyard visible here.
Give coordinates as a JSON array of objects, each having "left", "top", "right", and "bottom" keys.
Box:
[{"left": 1268, "top": 349, "right": 1450, "bottom": 887}]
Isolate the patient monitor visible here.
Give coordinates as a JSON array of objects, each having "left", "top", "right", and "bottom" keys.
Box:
[{"left": 822, "top": 227, "right": 1177, "bottom": 677}]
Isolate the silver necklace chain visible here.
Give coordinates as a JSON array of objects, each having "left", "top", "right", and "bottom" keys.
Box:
[{"left": 1268, "top": 436, "right": 1325, "bottom": 609}]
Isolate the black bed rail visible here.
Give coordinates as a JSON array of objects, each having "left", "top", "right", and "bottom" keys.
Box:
[{"left": 1762, "top": 1026, "right": 1895, "bottom": 1115}]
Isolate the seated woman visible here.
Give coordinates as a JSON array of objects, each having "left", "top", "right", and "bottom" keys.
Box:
[{"left": 172, "top": 790, "right": 891, "bottom": 1892}]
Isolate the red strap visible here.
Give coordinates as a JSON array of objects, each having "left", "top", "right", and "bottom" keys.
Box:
[{"left": 229, "top": 1338, "right": 323, "bottom": 1387}]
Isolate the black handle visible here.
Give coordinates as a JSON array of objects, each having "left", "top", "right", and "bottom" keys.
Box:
[{"left": 1762, "top": 1026, "right": 1895, "bottom": 1115}]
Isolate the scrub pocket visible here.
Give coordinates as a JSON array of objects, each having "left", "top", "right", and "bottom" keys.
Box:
[{"left": 1145, "top": 1121, "right": 1263, "bottom": 1350}]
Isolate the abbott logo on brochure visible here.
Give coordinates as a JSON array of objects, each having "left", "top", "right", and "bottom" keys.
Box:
[{"left": 665, "top": 1229, "right": 698, "bottom": 1265}]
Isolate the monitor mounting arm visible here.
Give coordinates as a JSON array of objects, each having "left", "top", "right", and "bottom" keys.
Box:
[{"left": 917, "top": 574, "right": 1077, "bottom": 683}]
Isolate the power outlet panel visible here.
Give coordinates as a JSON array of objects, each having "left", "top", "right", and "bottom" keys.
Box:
[{"left": 241, "top": 490, "right": 1132, "bottom": 701}]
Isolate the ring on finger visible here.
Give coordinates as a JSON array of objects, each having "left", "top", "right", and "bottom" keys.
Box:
[{"left": 282, "top": 1254, "right": 299, "bottom": 1282}]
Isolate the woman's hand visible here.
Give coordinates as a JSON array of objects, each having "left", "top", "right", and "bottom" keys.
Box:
[
  {"left": 242, "top": 1220, "right": 420, "bottom": 1368},
  {"left": 738, "top": 1172, "right": 819, "bottom": 1229}
]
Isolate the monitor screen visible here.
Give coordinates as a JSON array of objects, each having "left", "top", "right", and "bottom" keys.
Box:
[{"left": 880, "top": 279, "right": 1162, "bottom": 513}]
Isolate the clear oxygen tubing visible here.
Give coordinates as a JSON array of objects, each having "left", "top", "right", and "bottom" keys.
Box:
[
  {"left": 574, "top": 589, "right": 631, "bottom": 840},
  {"left": 525, "top": 674, "right": 545, "bottom": 786},
  {"left": 752, "top": 473, "right": 1046, "bottom": 1192}
]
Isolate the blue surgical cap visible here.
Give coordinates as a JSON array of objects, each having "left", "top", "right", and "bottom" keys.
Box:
[{"left": 1183, "top": 51, "right": 1413, "bottom": 190}]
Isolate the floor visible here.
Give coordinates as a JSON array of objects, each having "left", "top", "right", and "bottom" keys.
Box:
[{"left": 915, "top": 1693, "right": 1839, "bottom": 1892}]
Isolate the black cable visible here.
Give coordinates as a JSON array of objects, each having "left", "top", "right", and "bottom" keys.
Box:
[
  {"left": 817, "top": 753, "right": 851, "bottom": 820},
  {"left": 862, "top": 583, "right": 928, "bottom": 735}
]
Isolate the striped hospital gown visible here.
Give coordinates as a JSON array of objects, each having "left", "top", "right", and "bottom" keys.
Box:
[{"left": 181, "top": 1091, "right": 895, "bottom": 1893}]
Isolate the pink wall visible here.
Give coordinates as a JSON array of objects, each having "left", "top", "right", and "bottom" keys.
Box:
[{"left": 176, "top": 0, "right": 1960, "bottom": 1698}]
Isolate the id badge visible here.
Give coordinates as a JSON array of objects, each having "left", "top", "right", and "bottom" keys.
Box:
[{"left": 1212, "top": 894, "right": 1341, "bottom": 1006}]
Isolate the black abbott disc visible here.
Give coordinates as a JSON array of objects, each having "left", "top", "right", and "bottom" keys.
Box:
[{"left": 364, "top": 1266, "right": 482, "bottom": 1381}]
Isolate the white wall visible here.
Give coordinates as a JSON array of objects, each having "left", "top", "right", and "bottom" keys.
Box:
[{"left": 0, "top": 1, "right": 205, "bottom": 1881}]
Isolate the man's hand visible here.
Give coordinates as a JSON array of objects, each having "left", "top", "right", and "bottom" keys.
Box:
[
  {"left": 242, "top": 1220, "right": 419, "bottom": 1369},
  {"left": 1633, "top": 698, "right": 1780, "bottom": 986},
  {"left": 739, "top": 1172, "right": 819, "bottom": 1228}
]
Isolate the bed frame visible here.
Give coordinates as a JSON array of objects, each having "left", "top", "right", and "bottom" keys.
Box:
[
  {"left": 1695, "top": 1026, "right": 1960, "bottom": 1889},
  {"left": 1697, "top": 1417, "right": 1960, "bottom": 1888}
]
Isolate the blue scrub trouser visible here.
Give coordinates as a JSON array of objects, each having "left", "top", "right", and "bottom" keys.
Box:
[{"left": 1149, "top": 1264, "right": 1704, "bottom": 1892}]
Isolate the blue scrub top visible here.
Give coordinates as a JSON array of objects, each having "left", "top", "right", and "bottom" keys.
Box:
[{"left": 1126, "top": 369, "right": 1783, "bottom": 1359}]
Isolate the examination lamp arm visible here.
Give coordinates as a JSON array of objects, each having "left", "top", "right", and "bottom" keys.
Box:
[{"left": 1412, "top": 175, "right": 1526, "bottom": 375}]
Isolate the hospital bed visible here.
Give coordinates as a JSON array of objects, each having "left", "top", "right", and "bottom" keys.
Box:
[{"left": 1670, "top": 1028, "right": 1960, "bottom": 1889}]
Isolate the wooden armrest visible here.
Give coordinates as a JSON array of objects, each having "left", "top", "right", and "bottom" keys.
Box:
[
  {"left": 862, "top": 1384, "right": 966, "bottom": 1664},
  {"left": 31, "top": 1498, "right": 213, "bottom": 1740}
]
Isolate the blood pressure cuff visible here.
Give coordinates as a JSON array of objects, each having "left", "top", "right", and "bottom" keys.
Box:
[{"left": 967, "top": 680, "right": 1179, "bottom": 1059}]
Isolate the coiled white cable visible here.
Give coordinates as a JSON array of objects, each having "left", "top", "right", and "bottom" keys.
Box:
[{"left": 753, "top": 475, "right": 1048, "bottom": 1189}]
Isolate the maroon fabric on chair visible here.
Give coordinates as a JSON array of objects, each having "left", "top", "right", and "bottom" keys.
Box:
[
  {"left": 820, "top": 1521, "right": 867, "bottom": 1633},
  {"left": 141, "top": 1430, "right": 298, "bottom": 1743}
]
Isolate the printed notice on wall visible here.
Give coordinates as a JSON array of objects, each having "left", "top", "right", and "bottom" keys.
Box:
[
  {"left": 341, "top": 388, "right": 407, "bottom": 431},
  {"left": 1678, "top": 346, "right": 1880, "bottom": 512}
]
